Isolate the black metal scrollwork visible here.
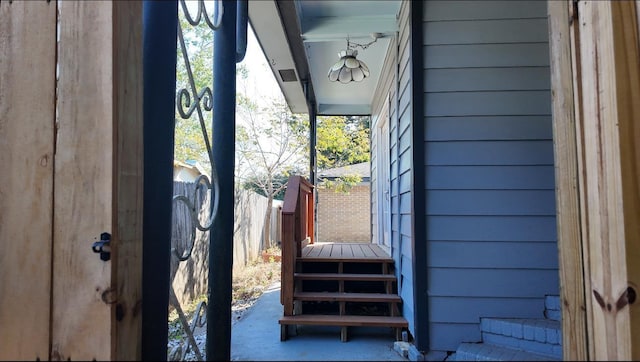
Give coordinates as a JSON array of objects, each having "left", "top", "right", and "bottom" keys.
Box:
[{"left": 170, "top": 1, "right": 224, "bottom": 360}]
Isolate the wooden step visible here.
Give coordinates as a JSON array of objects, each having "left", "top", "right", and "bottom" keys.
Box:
[
  {"left": 299, "top": 257, "right": 394, "bottom": 263},
  {"left": 279, "top": 314, "right": 408, "bottom": 327},
  {"left": 294, "top": 273, "right": 396, "bottom": 281},
  {"left": 300, "top": 243, "right": 393, "bottom": 263},
  {"left": 279, "top": 314, "right": 408, "bottom": 342},
  {"left": 294, "top": 291, "right": 401, "bottom": 303}
]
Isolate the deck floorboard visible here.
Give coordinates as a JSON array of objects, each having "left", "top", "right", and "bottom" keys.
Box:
[{"left": 300, "top": 242, "right": 392, "bottom": 262}]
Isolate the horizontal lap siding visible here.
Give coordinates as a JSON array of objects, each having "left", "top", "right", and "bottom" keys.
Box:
[
  {"left": 425, "top": 68, "right": 551, "bottom": 92},
  {"left": 428, "top": 241, "right": 558, "bottom": 269},
  {"left": 426, "top": 165, "right": 555, "bottom": 189},
  {"left": 427, "top": 216, "right": 557, "bottom": 242},
  {"left": 429, "top": 269, "right": 559, "bottom": 298},
  {"left": 426, "top": 190, "right": 555, "bottom": 216},
  {"left": 427, "top": 140, "right": 554, "bottom": 166},
  {"left": 422, "top": 0, "right": 557, "bottom": 353},
  {"left": 370, "top": 0, "right": 407, "bottom": 323},
  {"left": 426, "top": 116, "right": 552, "bottom": 141},
  {"left": 429, "top": 297, "right": 544, "bottom": 324},
  {"left": 426, "top": 91, "right": 551, "bottom": 116},
  {"left": 396, "top": 1, "right": 415, "bottom": 335},
  {"left": 425, "top": 43, "right": 550, "bottom": 68},
  {"left": 423, "top": 1, "right": 547, "bottom": 21}
]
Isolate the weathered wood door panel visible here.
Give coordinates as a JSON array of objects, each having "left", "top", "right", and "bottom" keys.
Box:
[
  {"left": 53, "top": 2, "right": 115, "bottom": 359},
  {"left": 0, "top": 1, "right": 143, "bottom": 360},
  {"left": 0, "top": 1, "right": 57, "bottom": 360},
  {"left": 53, "top": 2, "right": 143, "bottom": 360}
]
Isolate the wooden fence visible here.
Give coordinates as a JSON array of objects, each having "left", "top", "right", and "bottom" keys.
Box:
[
  {"left": 0, "top": 2, "right": 143, "bottom": 360},
  {"left": 170, "top": 182, "right": 282, "bottom": 306}
]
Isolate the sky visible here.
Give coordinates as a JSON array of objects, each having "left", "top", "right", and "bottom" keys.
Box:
[
  {"left": 180, "top": 0, "right": 281, "bottom": 104},
  {"left": 237, "top": 25, "right": 282, "bottom": 106}
]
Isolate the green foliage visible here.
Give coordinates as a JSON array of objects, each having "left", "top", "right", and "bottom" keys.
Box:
[
  {"left": 236, "top": 93, "right": 309, "bottom": 250},
  {"left": 315, "top": 115, "right": 369, "bottom": 194},
  {"left": 173, "top": 15, "right": 216, "bottom": 167},
  {"left": 316, "top": 115, "right": 370, "bottom": 170},
  {"left": 317, "top": 174, "right": 363, "bottom": 194}
]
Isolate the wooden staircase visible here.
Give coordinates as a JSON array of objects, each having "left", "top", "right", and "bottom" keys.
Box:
[
  {"left": 279, "top": 243, "right": 408, "bottom": 342},
  {"left": 278, "top": 176, "right": 407, "bottom": 342}
]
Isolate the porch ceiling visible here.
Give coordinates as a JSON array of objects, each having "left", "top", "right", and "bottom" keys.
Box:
[{"left": 248, "top": 0, "right": 401, "bottom": 116}]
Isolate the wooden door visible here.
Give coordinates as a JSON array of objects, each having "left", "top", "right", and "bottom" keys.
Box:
[
  {"left": 0, "top": 2, "right": 56, "bottom": 358},
  {"left": 0, "top": 1, "right": 143, "bottom": 360},
  {"left": 377, "top": 95, "right": 391, "bottom": 254}
]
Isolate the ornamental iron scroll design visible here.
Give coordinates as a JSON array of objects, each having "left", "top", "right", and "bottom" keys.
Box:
[
  {"left": 169, "top": 1, "right": 223, "bottom": 361},
  {"left": 173, "top": 0, "right": 221, "bottom": 261}
]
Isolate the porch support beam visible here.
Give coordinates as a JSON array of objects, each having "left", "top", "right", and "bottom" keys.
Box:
[
  {"left": 300, "top": 16, "right": 397, "bottom": 43},
  {"left": 309, "top": 100, "right": 317, "bottom": 242},
  {"left": 208, "top": 0, "right": 237, "bottom": 360},
  {"left": 309, "top": 98, "right": 317, "bottom": 185},
  {"left": 547, "top": 1, "right": 589, "bottom": 360},
  {"left": 409, "top": 0, "right": 429, "bottom": 352},
  {"left": 142, "top": 1, "right": 178, "bottom": 360}
]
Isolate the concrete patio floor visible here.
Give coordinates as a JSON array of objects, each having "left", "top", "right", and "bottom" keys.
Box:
[{"left": 230, "top": 283, "right": 408, "bottom": 361}]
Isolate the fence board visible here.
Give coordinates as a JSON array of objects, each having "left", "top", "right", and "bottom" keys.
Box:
[
  {"left": 112, "top": 2, "right": 143, "bottom": 359},
  {"left": 0, "top": 1, "right": 56, "bottom": 360},
  {"left": 53, "top": 2, "right": 114, "bottom": 359},
  {"left": 576, "top": 1, "right": 640, "bottom": 359},
  {"left": 548, "top": 1, "right": 588, "bottom": 360},
  {"left": 171, "top": 184, "right": 282, "bottom": 307},
  {"left": 170, "top": 182, "right": 211, "bottom": 307},
  {"left": 52, "top": 2, "right": 143, "bottom": 360}
]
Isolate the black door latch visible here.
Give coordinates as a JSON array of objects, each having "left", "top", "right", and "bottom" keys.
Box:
[{"left": 92, "top": 232, "right": 111, "bottom": 261}]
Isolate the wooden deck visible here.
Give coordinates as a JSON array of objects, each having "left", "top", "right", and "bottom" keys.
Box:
[
  {"left": 279, "top": 179, "right": 406, "bottom": 342},
  {"left": 300, "top": 242, "right": 392, "bottom": 262}
]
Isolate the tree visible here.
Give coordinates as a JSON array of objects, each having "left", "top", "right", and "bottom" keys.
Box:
[
  {"left": 242, "top": 172, "right": 292, "bottom": 201},
  {"left": 316, "top": 115, "right": 370, "bottom": 170},
  {"left": 235, "top": 93, "right": 309, "bottom": 250},
  {"left": 175, "top": 17, "right": 311, "bottom": 251},
  {"left": 173, "top": 15, "right": 253, "bottom": 169},
  {"left": 315, "top": 115, "right": 370, "bottom": 192}
]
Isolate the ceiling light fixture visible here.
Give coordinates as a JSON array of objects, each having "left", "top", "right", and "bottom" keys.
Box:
[{"left": 328, "top": 33, "right": 382, "bottom": 84}]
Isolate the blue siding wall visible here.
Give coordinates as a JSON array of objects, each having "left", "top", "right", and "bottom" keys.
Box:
[
  {"left": 396, "top": 0, "right": 415, "bottom": 335},
  {"left": 422, "top": 0, "right": 558, "bottom": 353}
]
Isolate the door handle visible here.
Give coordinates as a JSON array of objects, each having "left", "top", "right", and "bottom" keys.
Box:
[{"left": 92, "top": 232, "right": 111, "bottom": 261}]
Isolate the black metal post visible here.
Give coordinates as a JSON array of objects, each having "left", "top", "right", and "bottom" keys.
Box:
[
  {"left": 207, "top": 0, "right": 236, "bottom": 360},
  {"left": 309, "top": 100, "right": 318, "bottom": 245},
  {"left": 309, "top": 101, "right": 317, "bottom": 185},
  {"left": 141, "top": 1, "right": 178, "bottom": 360}
]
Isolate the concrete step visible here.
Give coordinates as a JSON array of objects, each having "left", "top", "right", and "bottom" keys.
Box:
[
  {"left": 455, "top": 342, "right": 560, "bottom": 361},
  {"left": 544, "top": 295, "right": 561, "bottom": 321},
  {"left": 480, "top": 318, "right": 561, "bottom": 359}
]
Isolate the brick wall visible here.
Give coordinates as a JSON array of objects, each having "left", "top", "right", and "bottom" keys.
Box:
[{"left": 317, "top": 183, "right": 371, "bottom": 242}]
